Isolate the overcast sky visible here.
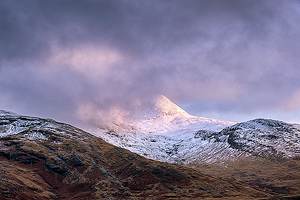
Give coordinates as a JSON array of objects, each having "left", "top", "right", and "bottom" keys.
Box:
[{"left": 1, "top": 0, "right": 300, "bottom": 127}]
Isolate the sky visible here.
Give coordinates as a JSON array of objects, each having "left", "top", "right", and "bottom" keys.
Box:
[{"left": 1, "top": 0, "right": 300, "bottom": 127}]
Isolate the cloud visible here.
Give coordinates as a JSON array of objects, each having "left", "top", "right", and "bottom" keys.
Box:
[
  {"left": 49, "top": 45, "right": 123, "bottom": 80},
  {"left": 1, "top": 0, "right": 300, "bottom": 125}
]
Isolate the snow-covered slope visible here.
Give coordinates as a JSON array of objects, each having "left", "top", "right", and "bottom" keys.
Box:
[
  {"left": 220, "top": 118, "right": 300, "bottom": 157},
  {"left": 104, "top": 95, "right": 235, "bottom": 135},
  {"left": 90, "top": 96, "right": 242, "bottom": 164},
  {"left": 0, "top": 110, "right": 86, "bottom": 142},
  {"left": 90, "top": 96, "right": 300, "bottom": 165}
]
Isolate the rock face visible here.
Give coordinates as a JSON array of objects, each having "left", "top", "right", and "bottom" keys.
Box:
[
  {"left": 185, "top": 118, "right": 300, "bottom": 196},
  {"left": 220, "top": 118, "right": 300, "bottom": 158},
  {"left": 0, "top": 111, "right": 266, "bottom": 199}
]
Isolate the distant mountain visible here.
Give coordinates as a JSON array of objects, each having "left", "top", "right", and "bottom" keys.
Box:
[
  {"left": 90, "top": 95, "right": 239, "bottom": 164},
  {"left": 132, "top": 95, "right": 190, "bottom": 120},
  {"left": 91, "top": 95, "right": 300, "bottom": 164},
  {"left": 90, "top": 96, "right": 235, "bottom": 163},
  {"left": 0, "top": 110, "right": 265, "bottom": 199}
]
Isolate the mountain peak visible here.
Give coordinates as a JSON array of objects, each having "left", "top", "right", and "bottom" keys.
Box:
[
  {"left": 150, "top": 94, "right": 173, "bottom": 103},
  {"left": 133, "top": 95, "right": 189, "bottom": 120},
  {"left": 95, "top": 95, "right": 235, "bottom": 135}
]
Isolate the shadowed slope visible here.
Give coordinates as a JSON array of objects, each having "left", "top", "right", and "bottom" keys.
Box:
[{"left": 188, "top": 156, "right": 300, "bottom": 199}]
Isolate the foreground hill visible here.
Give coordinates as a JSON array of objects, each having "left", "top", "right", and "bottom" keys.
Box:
[{"left": 0, "top": 110, "right": 266, "bottom": 199}]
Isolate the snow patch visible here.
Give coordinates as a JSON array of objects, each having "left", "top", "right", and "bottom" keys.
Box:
[
  {"left": 24, "top": 132, "right": 48, "bottom": 140},
  {"left": 0, "top": 125, "right": 28, "bottom": 138}
]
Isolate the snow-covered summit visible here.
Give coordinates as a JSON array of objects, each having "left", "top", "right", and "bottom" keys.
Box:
[
  {"left": 89, "top": 95, "right": 240, "bottom": 163},
  {"left": 133, "top": 95, "right": 190, "bottom": 120},
  {"left": 127, "top": 95, "right": 236, "bottom": 136},
  {"left": 95, "top": 95, "right": 235, "bottom": 136}
]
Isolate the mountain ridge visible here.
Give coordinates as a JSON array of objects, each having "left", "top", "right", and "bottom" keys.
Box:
[
  {"left": 0, "top": 110, "right": 267, "bottom": 199},
  {"left": 91, "top": 96, "right": 300, "bottom": 165}
]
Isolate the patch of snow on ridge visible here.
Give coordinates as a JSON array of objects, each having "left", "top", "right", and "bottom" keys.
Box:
[
  {"left": 0, "top": 110, "right": 17, "bottom": 116},
  {"left": 24, "top": 132, "right": 48, "bottom": 140},
  {"left": 0, "top": 125, "right": 28, "bottom": 138}
]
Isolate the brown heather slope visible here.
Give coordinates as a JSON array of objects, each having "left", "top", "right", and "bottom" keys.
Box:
[
  {"left": 187, "top": 156, "right": 300, "bottom": 199},
  {"left": 0, "top": 114, "right": 268, "bottom": 199}
]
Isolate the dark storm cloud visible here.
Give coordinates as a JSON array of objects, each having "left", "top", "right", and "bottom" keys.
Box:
[{"left": 1, "top": 0, "right": 300, "bottom": 125}]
